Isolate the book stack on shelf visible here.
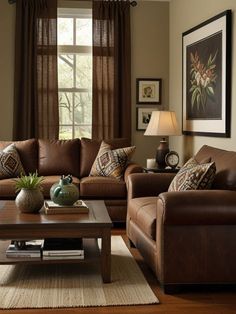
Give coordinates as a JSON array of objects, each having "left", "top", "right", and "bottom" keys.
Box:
[
  {"left": 44, "top": 200, "right": 89, "bottom": 215},
  {"left": 6, "top": 240, "right": 44, "bottom": 258},
  {"left": 42, "top": 238, "right": 84, "bottom": 260}
]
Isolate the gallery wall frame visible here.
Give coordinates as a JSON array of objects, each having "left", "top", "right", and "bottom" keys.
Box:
[
  {"left": 136, "top": 107, "right": 156, "bottom": 131},
  {"left": 136, "top": 78, "right": 162, "bottom": 104},
  {"left": 182, "top": 10, "right": 231, "bottom": 137}
]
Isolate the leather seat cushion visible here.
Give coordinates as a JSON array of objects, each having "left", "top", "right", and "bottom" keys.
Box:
[
  {"left": 0, "top": 178, "right": 16, "bottom": 198},
  {"left": 80, "top": 176, "right": 126, "bottom": 199},
  {"left": 128, "top": 197, "right": 157, "bottom": 240}
]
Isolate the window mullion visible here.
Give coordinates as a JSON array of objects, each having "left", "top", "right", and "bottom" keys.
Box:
[{"left": 72, "top": 17, "right": 77, "bottom": 139}]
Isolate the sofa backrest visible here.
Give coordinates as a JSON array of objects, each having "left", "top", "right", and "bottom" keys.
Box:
[
  {"left": 0, "top": 139, "right": 38, "bottom": 174},
  {"left": 80, "top": 138, "right": 130, "bottom": 177},
  {"left": 38, "top": 139, "right": 80, "bottom": 177},
  {"left": 195, "top": 145, "right": 236, "bottom": 190}
]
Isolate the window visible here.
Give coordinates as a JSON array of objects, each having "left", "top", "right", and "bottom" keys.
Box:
[{"left": 57, "top": 8, "right": 92, "bottom": 139}]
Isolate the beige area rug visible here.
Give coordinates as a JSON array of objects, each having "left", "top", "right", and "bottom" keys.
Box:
[{"left": 0, "top": 236, "right": 159, "bottom": 309}]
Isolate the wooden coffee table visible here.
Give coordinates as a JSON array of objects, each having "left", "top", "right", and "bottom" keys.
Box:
[{"left": 0, "top": 200, "right": 112, "bottom": 283}]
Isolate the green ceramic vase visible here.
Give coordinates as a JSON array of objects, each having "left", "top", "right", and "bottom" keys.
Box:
[{"left": 50, "top": 175, "right": 79, "bottom": 206}]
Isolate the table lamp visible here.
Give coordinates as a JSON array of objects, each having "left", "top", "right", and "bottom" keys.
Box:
[{"left": 144, "top": 110, "right": 180, "bottom": 169}]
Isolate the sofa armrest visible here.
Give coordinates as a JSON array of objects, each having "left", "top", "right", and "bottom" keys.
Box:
[
  {"left": 157, "top": 190, "right": 236, "bottom": 225},
  {"left": 127, "top": 172, "right": 175, "bottom": 200},
  {"left": 124, "top": 163, "right": 143, "bottom": 183}
]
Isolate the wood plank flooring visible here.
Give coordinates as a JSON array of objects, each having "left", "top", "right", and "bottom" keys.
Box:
[{"left": 1, "top": 228, "right": 236, "bottom": 314}]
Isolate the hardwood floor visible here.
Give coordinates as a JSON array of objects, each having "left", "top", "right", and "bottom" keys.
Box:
[{"left": 2, "top": 228, "right": 236, "bottom": 314}]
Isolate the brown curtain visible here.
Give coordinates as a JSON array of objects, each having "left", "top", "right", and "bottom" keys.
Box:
[
  {"left": 92, "top": 0, "right": 131, "bottom": 144},
  {"left": 13, "top": 0, "right": 59, "bottom": 140}
]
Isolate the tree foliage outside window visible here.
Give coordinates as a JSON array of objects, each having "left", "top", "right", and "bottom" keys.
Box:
[{"left": 58, "top": 9, "right": 92, "bottom": 139}]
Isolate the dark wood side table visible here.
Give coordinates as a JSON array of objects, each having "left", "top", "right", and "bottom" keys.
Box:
[{"left": 143, "top": 167, "right": 180, "bottom": 173}]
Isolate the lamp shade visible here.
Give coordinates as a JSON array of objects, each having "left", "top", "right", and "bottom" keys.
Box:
[{"left": 144, "top": 111, "right": 180, "bottom": 136}]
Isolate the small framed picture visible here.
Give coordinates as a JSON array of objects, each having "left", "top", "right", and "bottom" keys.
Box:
[
  {"left": 136, "top": 78, "right": 162, "bottom": 104},
  {"left": 136, "top": 107, "right": 155, "bottom": 131}
]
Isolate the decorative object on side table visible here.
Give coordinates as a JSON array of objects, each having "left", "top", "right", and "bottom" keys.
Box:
[
  {"left": 14, "top": 171, "right": 44, "bottom": 213},
  {"left": 144, "top": 110, "right": 180, "bottom": 169},
  {"left": 165, "top": 151, "right": 179, "bottom": 169},
  {"left": 146, "top": 158, "right": 156, "bottom": 169},
  {"left": 50, "top": 174, "right": 79, "bottom": 206}
]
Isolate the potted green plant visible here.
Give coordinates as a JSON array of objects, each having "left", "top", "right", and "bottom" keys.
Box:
[{"left": 14, "top": 171, "right": 44, "bottom": 213}]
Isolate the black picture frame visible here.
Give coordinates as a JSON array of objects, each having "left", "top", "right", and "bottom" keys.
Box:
[
  {"left": 136, "top": 107, "right": 156, "bottom": 131},
  {"left": 136, "top": 78, "right": 162, "bottom": 104},
  {"left": 182, "top": 10, "right": 231, "bottom": 137}
]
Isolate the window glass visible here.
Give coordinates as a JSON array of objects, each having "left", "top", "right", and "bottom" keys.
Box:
[
  {"left": 75, "top": 55, "right": 92, "bottom": 88},
  {"left": 58, "top": 55, "right": 74, "bottom": 88},
  {"left": 58, "top": 18, "right": 73, "bottom": 45},
  {"left": 58, "top": 9, "right": 92, "bottom": 139},
  {"left": 76, "top": 18, "right": 92, "bottom": 45}
]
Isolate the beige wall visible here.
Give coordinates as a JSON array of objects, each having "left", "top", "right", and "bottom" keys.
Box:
[
  {"left": 0, "top": 0, "right": 169, "bottom": 168},
  {"left": 0, "top": 1, "right": 15, "bottom": 140},
  {"left": 131, "top": 1, "right": 169, "bottom": 166},
  {"left": 169, "top": 0, "right": 236, "bottom": 164}
]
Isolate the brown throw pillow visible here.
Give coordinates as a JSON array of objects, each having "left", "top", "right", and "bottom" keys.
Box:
[
  {"left": 168, "top": 157, "right": 216, "bottom": 192},
  {"left": 0, "top": 144, "right": 25, "bottom": 179},
  {"left": 90, "top": 141, "right": 136, "bottom": 180}
]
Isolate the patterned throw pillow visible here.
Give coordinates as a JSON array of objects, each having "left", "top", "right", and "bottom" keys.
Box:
[
  {"left": 0, "top": 144, "right": 25, "bottom": 179},
  {"left": 168, "top": 157, "right": 216, "bottom": 192},
  {"left": 90, "top": 141, "right": 136, "bottom": 180}
]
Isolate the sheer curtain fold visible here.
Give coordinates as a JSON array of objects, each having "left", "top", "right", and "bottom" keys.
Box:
[
  {"left": 13, "top": 0, "right": 59, "bottom": 140},
  {"left": 92, "top": 0, "right": 131, "bottom": 144}
]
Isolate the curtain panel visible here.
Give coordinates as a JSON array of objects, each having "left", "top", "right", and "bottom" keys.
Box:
[
  {"left": 92, "top": 0, "right": 131, "bottom": 144},
  {"left": 13, "top": 0, "right": 59, "bottom": 140}
]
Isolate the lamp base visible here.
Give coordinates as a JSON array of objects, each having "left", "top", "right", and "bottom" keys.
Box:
[{"left": 156, "top": 138, "right": 169, "bottom": 169}]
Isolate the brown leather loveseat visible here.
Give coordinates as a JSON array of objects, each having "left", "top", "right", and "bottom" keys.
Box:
[
  {"left": 127, "top": 145, "right": 236, "bottom": 292},
  {"left": 0, "top": 138, "right": 142, "bottom": 222}
]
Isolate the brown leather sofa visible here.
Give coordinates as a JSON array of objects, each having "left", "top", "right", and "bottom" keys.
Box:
[
  {"left": 127, "top": 145, "right": 236, "bottom": 292},
  {"left": 0, "top": 138, "right": 142, "bottom": 223}
]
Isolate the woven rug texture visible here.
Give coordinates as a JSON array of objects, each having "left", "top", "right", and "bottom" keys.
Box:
[{"left": 0, "top": 236, "right": 159, "bottom": 309}]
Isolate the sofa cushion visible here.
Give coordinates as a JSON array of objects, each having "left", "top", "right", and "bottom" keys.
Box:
[
  {"left": 38, "top": 139, "right": 80, "bottom": 177},
  {"left": 0, "top": 178, "right": 16, "bottom": 198},
  {"left": 40, "top": 175, "right": 80, "bottom": 198},
  {"left": 128, "top": 197, "right": 157, "bottom": 240},
  {"left": 80, "top": 137, "right": 131, "bottom": 177},
  {"left": 0, "top": 139, "right": 38, "bottom": 174},
  {"left": 80, "top": 176, "right": 126, "bottom": 199},
  {"left": 195, "top": 145, "right": 236, "bottom": 190},
  {"left": 168, "top": 157, "right": 216, "bottom": 192},
  {"left": 0, "top": 144, "right": 25, "bottom": 179},
  {"left": 90, "top": 141, "right": 136, "bottom": 180}
]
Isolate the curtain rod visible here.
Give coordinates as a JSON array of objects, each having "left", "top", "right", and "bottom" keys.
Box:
[{"left": 8, "top": 0, "right": 137, "bottom": 5}]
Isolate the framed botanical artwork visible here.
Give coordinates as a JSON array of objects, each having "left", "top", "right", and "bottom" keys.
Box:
[
  {"left": 136, "top": 107, "right": 156, "bottom": 131},
  {"left": 136, "top": 78, "right": 162, "bottom": 104},
  {"left": 182, "top": 10, "right": 231, "bottom": 137}
]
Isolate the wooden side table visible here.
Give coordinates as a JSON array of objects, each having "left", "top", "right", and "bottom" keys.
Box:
[{"left": 143, "top": 167, "right": 179, "bottom": 173}]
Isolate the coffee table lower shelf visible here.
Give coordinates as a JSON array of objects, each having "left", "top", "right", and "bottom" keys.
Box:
[{"left": 0, "top": 239, "right": 100, "bottom": 265}]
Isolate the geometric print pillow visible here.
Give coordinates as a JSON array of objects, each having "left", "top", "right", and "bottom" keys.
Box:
[
  {"left": 0, "top": 144, "right": 25, "bottom": 179},
  {"left": 89, "top": 141, "right": 136, "bottom": 180},
  {"left": 168, "top": 157, "right": 216, "bottom": 192}
]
